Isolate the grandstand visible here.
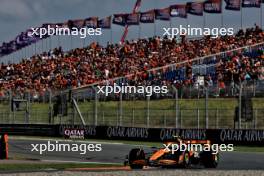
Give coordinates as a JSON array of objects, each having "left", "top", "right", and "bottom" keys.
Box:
[
  {"left": 0, "top": 26, "right": 263, "bottom": 129},
  {"left": 0, "top": 26, "right": 263, "bottom": 93}
]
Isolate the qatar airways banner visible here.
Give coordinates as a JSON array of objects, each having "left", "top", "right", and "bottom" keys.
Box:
[
  {"left": 204, "top": 0, "right": 222, "bottom": 13},
  {"left": 225, "top": 0, "right": 241, "bottom": 10},
  {"left": 58, "top": 125, "right": 264, "bottom": 146},
  {"left": 0, "top": 124, "right": 263, "bottom": 146},
  {"left": 170, "top": 4, "right": 188, "bottom": 18},
  {"left": 140, "top": 10, "right": 155, "bottom": 23},
  {"left": 155, "top": 8, "right": 171, "bottom": 21},
  {"left": 126, "top": 13, "right": 140, "bottom": 25},
  {"left": 242, "top": 0, "right": 261, "bottom": 7},
  {"left": 112, "top": 14, "right": 127, "bottom": 26},
  {"left": 98, "top": 16, "right": 111, "bottom": 29},
  {"left": 187, "top": 2, "right": 204, "bottom": 16},
  {"left": 85, "top": 17, "right": 98, "bottom": 28}
]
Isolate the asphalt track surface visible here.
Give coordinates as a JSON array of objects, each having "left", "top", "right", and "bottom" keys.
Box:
[{"left": 7, "top": 138, "right": 264, "bottom": 170}]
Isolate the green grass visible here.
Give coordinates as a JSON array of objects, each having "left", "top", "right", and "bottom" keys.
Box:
[
  {"left": 71, "top": 98, "right": 264, "bottom": 128},
  {"left": 234, "top": 146, "right": 264, "bottom": 152},
  {"left": 0, "top": 98, "right": 264, "bottom": 129},
  {"left": 0, "top": 162, "right": 122, "bottom": 172}
]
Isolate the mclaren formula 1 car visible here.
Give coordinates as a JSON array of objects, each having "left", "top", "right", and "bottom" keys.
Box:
[{"left": 124, "top": 137, "right": 219, "bottom": 169}]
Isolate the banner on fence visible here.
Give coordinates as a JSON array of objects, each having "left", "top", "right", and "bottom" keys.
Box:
[{"left": 0, "top": 124, "right": 263, "bottom": 146}]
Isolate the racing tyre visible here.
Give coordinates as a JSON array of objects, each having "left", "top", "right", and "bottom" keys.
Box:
[
  {"left": 181, "top": 152, "right": 190, "bottom": 168},
  {"left": 128, "top": 148, "right": 145, "bottom": 169},
  {"left": 201, "top": 151, "right": 219, "bottom": 168}
]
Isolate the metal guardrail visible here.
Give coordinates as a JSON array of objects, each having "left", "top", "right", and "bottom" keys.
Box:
[
  {"left": 0, "top": 108, "right": 263, "bottom": 129},
  {"left": 0, "top": 82, "right": 263, "bottom": 129}
]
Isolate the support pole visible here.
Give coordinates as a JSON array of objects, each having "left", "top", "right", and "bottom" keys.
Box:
[
  {"left": 221, "top": 13, "right": 224, "bottom": 28},
  {"left": 119, "top": 92, "right": 123, "bottom": 126},
  {"left": 9, "top": 90, "right": 12, "bottom": 124},
  {"left": 205, "top": 87, "right": 209, "bottom": 129},
  {"left": 25, "top": 92, "right": 30, "bottom": 124},
  {"left": 197, "top": 108, "right": 200, "bottom": 129},
  {"left": 238, "top": 83, "right": 242, "bottom": 129},
  {"left": 203, "top": 13, "right": 206, "bottom": 29},
  {"left": 92, "top": 86, "right": 98, "bottom": 126},
  {"left": 172, "top": 86, "right": 179, "bottom": 128},
  {"left": 72, "top": 98, "right": 86, "bottom": 125},
  {"left": 240, "top": 3, "right": 243, "bottom": 29},
  {"left": 146, "top": 96, "right": 150, "bottom": 128},
  {"left": 48, "top": 90, "right": 53, "bottom": 124},
  {"left": 261, "top": 5, "right": 263, "bottom": 28},
  {"left": 120, "top": 0, "right": 142, "bottom": 43},
  {"left": 110, "top": 29, "right": 113, "bottom": 44}
]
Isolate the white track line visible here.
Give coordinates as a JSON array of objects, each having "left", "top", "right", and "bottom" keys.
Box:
[
  {"left": 9, "top": 136, "right": 152, "bottom": 147},
  {"left": 41, "top": 159, "right": 121, "bottom": 165},
  {"left": 9, "top": 136, "right": 124, "bottom": 145}
]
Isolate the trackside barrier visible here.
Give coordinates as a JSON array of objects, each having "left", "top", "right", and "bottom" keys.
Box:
[
  {"left": 0, "top": 124, "right": 264, "bottom": 146},
  {"left": 0, "top": 134, "right": 8, "bottom": 159}
]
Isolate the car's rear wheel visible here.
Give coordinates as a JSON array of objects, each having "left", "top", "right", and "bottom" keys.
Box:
[
  {"left": 201, "top": 152, "right": 219, "bottom": 168},
  {"left": 128, "top": 148, "right": 145, "bottom": 169}
]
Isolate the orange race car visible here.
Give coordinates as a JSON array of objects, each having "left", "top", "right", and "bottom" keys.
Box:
[{"left": 124, "top": 136, "right": 219, "bottom": 169}]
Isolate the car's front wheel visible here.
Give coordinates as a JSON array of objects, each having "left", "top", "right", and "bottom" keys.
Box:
[
  {"left": 182, "top": 152, "right": 190, "bottom": 168},
  {"left": 128, "top": 148, "right": 145, "bottom": 169}
]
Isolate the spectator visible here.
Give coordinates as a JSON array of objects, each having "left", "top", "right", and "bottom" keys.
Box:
[{"left": 0, "top": 26, "right": 263, "bottom": 96}]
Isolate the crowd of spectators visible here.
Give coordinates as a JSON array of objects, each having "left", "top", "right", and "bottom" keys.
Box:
[{"left": 0, "top": 26, "right": 264, "bottom": 97}]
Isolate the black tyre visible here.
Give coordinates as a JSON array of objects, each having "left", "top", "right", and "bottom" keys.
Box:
[
  {"left": 181, "top": 152, "right": 190, "bottom": 168},
  {"left": 130, "top": 164, "right": 144, "bottom": 169},
  {"left": 128, "top": 148, "right": 145, "bottom": 169},
  {"left": 201, "top": 151, "right": 219, "bottom": 168}
]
